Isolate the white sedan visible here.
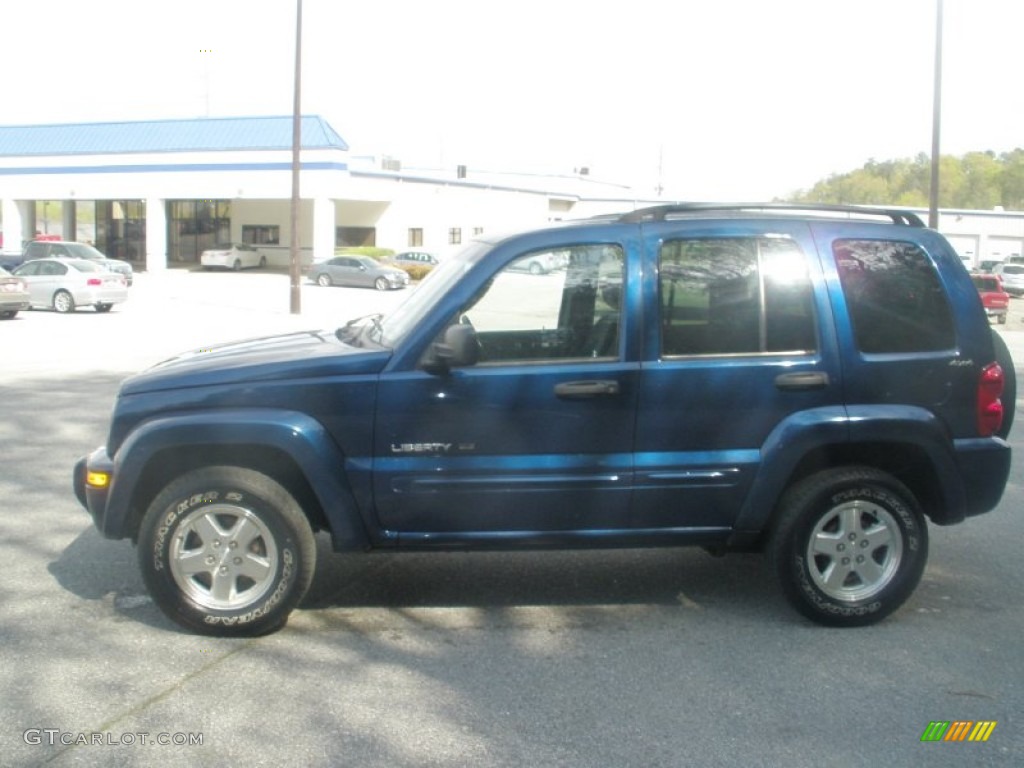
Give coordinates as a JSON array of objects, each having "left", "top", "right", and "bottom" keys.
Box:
[
  {"left": 13, "top": 258, "right": 129, "bottom": 313},
  {"left": 200, "top": 243, "right": 266, "bottom": 271}
]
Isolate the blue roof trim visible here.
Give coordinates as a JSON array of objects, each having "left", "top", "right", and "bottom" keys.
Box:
[
  {"left": 0, "top": 116, "right": 348, "bottom": 157},
  {"left": 0, "top": 162, "right": 348, "bottom": 175}
]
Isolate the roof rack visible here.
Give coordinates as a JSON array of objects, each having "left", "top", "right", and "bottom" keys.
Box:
[{"left": 618, "top": 203, "right": 926, "bottom": 228}]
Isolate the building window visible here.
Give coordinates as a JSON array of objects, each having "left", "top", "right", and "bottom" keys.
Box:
[
  {"left": 241, "top": 225, "right": 280, "bottom": 245},
  {"left": 449, "top": 227, "right": 462, "bottom": 245},
  {"left": 473, "top": 227, "right": 484, "bottom": 236},
  {"left": 408, "top": 228, "right": 423, "bottom": 247}
]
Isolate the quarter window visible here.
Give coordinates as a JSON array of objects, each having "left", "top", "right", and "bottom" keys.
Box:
[
  {"left": 834, "top": 240, "right": 954, "bottom": 353},
  {"left": 659, "top": 237, "right": 816, "bottom": 356}
]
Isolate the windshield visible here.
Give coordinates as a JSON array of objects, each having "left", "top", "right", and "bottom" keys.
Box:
[
  {"left": 1002, "top": 265, "right": 1024, "bottom": 275},
  {"left": 377, "top": 241, "right": 490, "bottom": 346},
  {"left": 68, "top": 260, "right": 103, "bottom": 272},
  {"left": 65, "top": 243, "right": 108, "bottom": 260}
]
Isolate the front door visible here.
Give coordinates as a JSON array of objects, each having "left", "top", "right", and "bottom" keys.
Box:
[{"left": 373, "top": 242, "right": 638, "bottom": 539}]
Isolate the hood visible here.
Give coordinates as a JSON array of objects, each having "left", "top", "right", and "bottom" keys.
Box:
[{"left": 121, "top": 329, "right": 391, "bottom": 395}]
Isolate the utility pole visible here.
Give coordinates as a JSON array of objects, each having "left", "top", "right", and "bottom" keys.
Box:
[
  {"left": 289, "top": 0, "right": 303, "bottom": 314},
  {"left": 929, "top": 0, "right": 943, "bottom": 229}
]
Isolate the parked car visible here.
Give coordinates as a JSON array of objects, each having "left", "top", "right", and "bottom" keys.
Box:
[
  {"left": 971, "top": 273, "right": 1010, "bottom": 324},
  {"left": 309, "top": 255, "right": 410, "bottom": 290},
  {"left": 23, "top": 240, "right": 134, "bottom": 286},
  {"left": 13, "top": 257, "right": 128, "bottom": 313},
  {"left": 200, "top": 243, "right": 266, "bottom": 271},
  {"left": 0, "top": 266, "right": 31, "bottom": 319},
  {"left": 993, "top": 262, "right": 1024, "bottom": 297},
  {"left": 73, "top": 203, "right": 1013, "bottom": 636},
  {"left": 508, "top": 249, "right": 568, "bottom": 274},
  {"left": 391, "top": 249, "right": 441, "bottom": 267}
]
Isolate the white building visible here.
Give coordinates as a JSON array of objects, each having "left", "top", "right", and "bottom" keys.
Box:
[
  {"left": 0, "top": 115, "right": 647, "bottom": 272},
  {"left": 1, "top": 115, "right": 1021, "bottom": 271}
]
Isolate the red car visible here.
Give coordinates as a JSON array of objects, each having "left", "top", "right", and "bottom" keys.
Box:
[{"left": 971, "top": 273, "right": 1010, "bottom": 324}]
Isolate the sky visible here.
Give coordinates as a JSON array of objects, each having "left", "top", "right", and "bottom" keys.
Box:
[{"left": 1, "top": 0, "right": 1020, "bottom": 200}]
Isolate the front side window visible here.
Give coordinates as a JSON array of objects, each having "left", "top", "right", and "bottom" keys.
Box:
[
  {"left": 659, "top": 237, "right": 816, "bottom": 356},
  {"left": 454, "top": 244, "right": 624, "bottom": 364},
  {"left": 834, "top": 239, "right": 954, "bottom": 353}
]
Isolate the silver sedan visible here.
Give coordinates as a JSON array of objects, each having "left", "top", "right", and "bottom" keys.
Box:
[
  {"left": 309, "top": 255, "right": 410, "bottom": 290},
  {"left": 13, "top": 257, "right": 129, "bottom": 313}
]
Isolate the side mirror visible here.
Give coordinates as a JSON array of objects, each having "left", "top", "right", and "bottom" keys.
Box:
[{"left": 424, "top": 323, "right": 479, "bottom": 374}]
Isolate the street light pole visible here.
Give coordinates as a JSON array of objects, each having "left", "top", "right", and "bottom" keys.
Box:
[
  {"left": 289, "top": 0, "right": 303, "bottom": 314},
  {"left": 929, "top": 0, "right": 943, "bottom": 229}
]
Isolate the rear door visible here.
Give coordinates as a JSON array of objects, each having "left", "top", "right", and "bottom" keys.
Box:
[
  {"left": 373, "top": 238, "right": 639, "bottom": 538},
  {"left": 632, "top": 219, "right": 842, "bottom": 529}
]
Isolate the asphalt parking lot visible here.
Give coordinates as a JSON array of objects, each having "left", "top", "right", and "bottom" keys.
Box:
[{"left": 2, "top": 270, "right": 1023, "bottom": 767}]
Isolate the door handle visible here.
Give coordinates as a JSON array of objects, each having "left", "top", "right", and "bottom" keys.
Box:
[
  {"left": 775, "top": 371, "right": 830, "bottom": 391},
  {"left": 554, "top": 380, "right": 621, "bottom": 398}
]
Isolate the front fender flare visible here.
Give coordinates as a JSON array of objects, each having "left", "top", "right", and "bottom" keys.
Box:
[{"left": 102, "top": 408, "right": 370, "bottom": 550}]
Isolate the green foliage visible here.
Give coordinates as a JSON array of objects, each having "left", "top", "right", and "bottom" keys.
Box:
[
  {"left": 335, "top": 246, "right": 395, "bottom": 259},
  {"left": 790, "top": 149, "right": 1024, "bottom": 211},
  {"left": 395, "top": 263, "right": 433, "bottom": 281}
]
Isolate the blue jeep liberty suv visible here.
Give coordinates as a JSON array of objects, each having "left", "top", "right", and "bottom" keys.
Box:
[{"left": 74, "top": 204, "right": 1014, "bottom": 635}]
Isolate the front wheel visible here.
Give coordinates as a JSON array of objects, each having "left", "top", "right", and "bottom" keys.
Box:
[
  {"left": 374, "top": 277, "right": 390, "bottom": 291},
  {"left": 316, "top": 273, "right": 332, "bottom": 287},
  {"left": 769, "top": 466, "right": 928, "bottom": 627},
  {"left": 138, "top": 466, "right": 316, "bottom": 636},
  {"left": 0, "top": 310, "right": 16, "bottom": 319}
]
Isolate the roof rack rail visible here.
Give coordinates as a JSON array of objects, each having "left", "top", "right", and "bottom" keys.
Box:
[{"left": 618, "top": 203, "right": 926, "bottom": 228}]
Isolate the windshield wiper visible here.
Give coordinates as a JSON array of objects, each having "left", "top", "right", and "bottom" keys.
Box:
[{"left": 335, "top": 313, "right": 384, "bottom": 346}]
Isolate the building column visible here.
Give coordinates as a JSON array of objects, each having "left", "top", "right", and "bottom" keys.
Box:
[
  {"left": 63, "top": 201, "right": 77, "bottom": 241},
  {"left": 145, "top": 197, "right": 168, "bottom": 272},
  {"left": 313, "top": 197, "right": 335, "bottom": 263},
  {"left": 2, "top": 199, "right": 27, "bottom": 251}
]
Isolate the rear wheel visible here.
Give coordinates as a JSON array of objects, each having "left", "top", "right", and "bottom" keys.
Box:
[
  {"left": 316, "top": 273, "right": 332, "bottom": 287},
  {"left": 138, "top": 466, "right": 316, "bottom": 636},
  {"left": 258, "top": 255, "right": 267, "bottom": 268},
  {"left": 53, "top": 290, "right": 75, "bottom": 313},
  {"left": 770, "top": 466, "right": 928, "bottom": 627},
  {"left": 232, "top": 259, "right": 242, "bottom": 271},
  {"left": 0, "top": 310, "right": 16, "bottom": 319}
]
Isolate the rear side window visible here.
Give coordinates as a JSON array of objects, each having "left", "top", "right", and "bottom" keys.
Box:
[
  {"left": 834, "top": 240, "right": 954, "bottom": 353},
  {"left": 659, "top": 237, "right": 816, "bottom": 356}
]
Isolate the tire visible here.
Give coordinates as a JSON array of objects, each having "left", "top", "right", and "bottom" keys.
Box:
[
  {"left": 94, "top": 303, "right": 113, "bottom": 313},
  {"left": 998, "top": 313, "right": 1007, "bottom": 325},
  {"left": 258, "top": 255, "right": 267, "bottom": 269},
  {"left": 316, "top": 273, "right": 332, "bottom": 287},
  {"left": 0, "top": 310, "right": 16, "bottom": 319},
  {"left": 992, "top": 328, "right": 1016, "bottom": 438},
  {"left": 528, "top": 261, "right": 543, "bottom": 276},
  {"left": 374, "top": 277, "right": 389, "bottom": 291},
  {"left": 53, "top": 290, "right": 75, "bottom": 314},
  {"left": 769, "top": 466, "right": 928, "bottom": 627},
  {"left": 137, "top": 466, "right": 316, "bottom": 636},
  {"left": 232, "top": 259, "right": 242, "bottom": 271}
]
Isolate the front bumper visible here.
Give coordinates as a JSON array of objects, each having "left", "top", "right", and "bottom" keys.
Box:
[{"left": 73, "top": 447, "right": 115, "bottom": 534}]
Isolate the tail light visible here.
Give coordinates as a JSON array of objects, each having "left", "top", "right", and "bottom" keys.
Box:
[
  {"left": 977, "top": 362, "right": 1005, "bottom": 437},
  {"left": 87, "top": 278, "right": 102, "bottom": 286}
]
